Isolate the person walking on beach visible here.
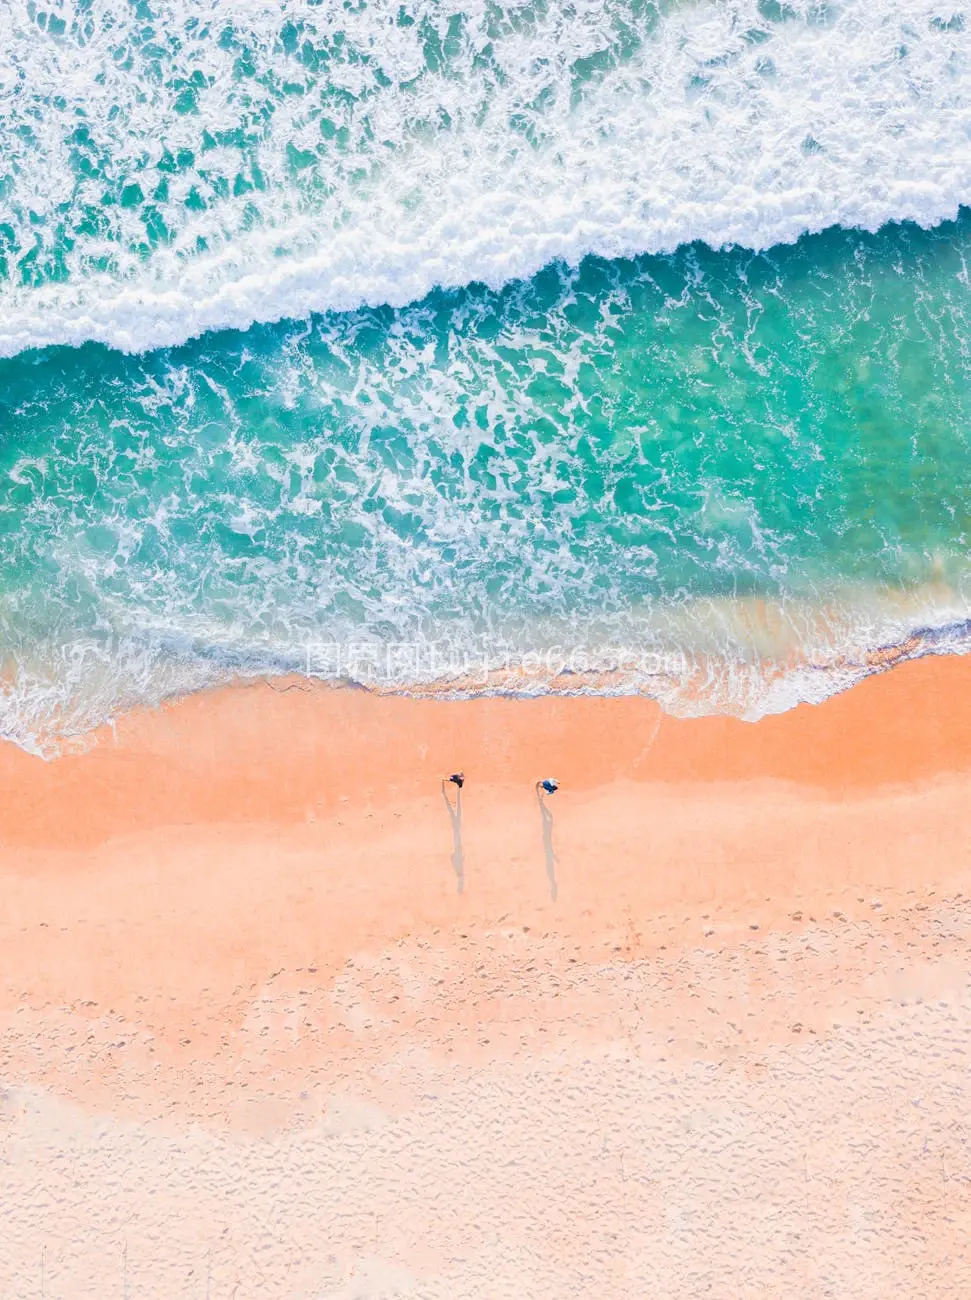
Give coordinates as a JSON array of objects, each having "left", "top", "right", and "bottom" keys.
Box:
[
  {"left": 535, "top": 778, "right": 559, "bottom": 900},
  {"left": 442, "top": 773, "right": 465, "bottom": 893}
]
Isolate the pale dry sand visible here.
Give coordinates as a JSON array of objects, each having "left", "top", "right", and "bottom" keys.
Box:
[{"left": 1, "top": 656, "right": 971, "bottom": 1298}]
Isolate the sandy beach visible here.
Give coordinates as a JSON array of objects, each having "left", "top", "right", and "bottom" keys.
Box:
[{"left": 2, "top": 656, "right": 970, "bottom": 1297}]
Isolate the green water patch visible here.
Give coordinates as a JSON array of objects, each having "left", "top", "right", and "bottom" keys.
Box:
[{"left": 1, "top": 215, "right": 971, "bottom": 667}]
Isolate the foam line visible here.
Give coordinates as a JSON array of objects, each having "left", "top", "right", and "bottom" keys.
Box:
[{"left": 3, "top": 605, "right": 971, "bottom": 759}]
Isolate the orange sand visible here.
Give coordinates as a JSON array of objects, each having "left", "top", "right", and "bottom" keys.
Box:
[{"left": 1, "top": 656, "right": 970, "bottom": 1297}]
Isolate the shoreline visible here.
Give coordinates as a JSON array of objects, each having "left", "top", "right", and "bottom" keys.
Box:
[
  {"left": 3, "top": 586, "right": 970, "bottom": 760},
  {"left": 3, "top": 651, "right": 970, "bottom": 1055},
  {"left": 2, "top": 654, "right": 970, "bottom": 1294},
  {"left": 3, "top": 649, "right": 971, "bottom": 849}
]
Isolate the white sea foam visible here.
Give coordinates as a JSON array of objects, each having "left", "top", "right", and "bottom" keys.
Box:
[
  {"left": 2, "top": 0, "right": 971, "bottom": 355},
  {"left": 3, "top": 589, "right": 970, "bottom": 757}
]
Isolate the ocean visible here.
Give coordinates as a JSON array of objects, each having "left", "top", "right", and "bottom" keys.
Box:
[{"left": 2, "top": 0, "right": 971, "bottom": 755}]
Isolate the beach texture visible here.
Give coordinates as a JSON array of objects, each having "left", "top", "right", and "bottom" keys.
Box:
[{"left": 2, "top": 654, "right": 970, "bottom": 1297}]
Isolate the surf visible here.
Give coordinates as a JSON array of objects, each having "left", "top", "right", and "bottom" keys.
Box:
[
  {"left": 3, "top": 0, "right": 971, "bottom": 356},
  {"left": 4, "top": 211, "right": 971, "bottom": 754}
]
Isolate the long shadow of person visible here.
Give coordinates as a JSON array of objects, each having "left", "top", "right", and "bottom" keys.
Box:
[
  {"left": 442, "top": 778, "right": 465, "bottom": 894},
  {"left": 536, "top": 785, "right": 558, "bottom": 902}
]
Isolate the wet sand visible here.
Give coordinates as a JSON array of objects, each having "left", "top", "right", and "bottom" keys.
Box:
[{"left": 1, "top": 656, "right": 970, "bottom": 1297}]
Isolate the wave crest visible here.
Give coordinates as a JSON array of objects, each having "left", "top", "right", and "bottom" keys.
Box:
[{"left": 2, "top": 0, "right": 971, "bottom": 355}]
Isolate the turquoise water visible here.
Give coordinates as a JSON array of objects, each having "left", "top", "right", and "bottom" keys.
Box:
[{"left": 2, "top": 0, "right": 971, "bottom": 752}]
